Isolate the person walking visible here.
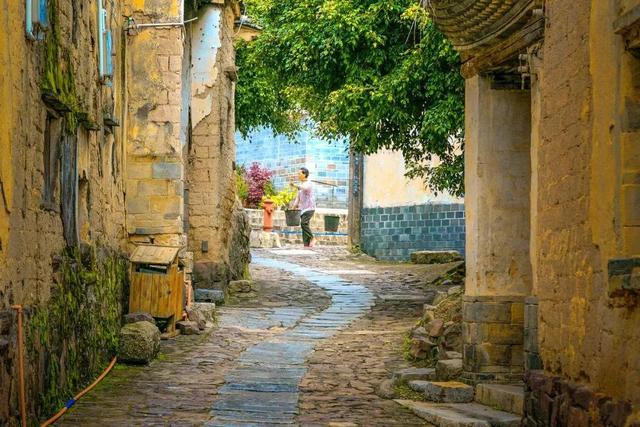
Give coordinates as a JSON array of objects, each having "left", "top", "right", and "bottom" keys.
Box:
[{"left": 290, "top": 167, "right": 317, "bottom": 247}]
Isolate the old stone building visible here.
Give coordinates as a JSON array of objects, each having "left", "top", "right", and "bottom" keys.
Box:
[
  {"left": 0, "top": 0, "right": 247, "bottom": 424},
  {"left": 427, "top": 0, "right": 640, "bottom": 424}
]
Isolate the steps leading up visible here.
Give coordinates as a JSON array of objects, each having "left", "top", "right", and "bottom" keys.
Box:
[
  {"left": 423, "top": 381, "right": 475, "bottom": 403},
  {"left": 475, "top": 384, "right": 524, "bottom": 416},
  {"left": 395, "top": 400, "right": 522, "bottom": 427},
  {"left": 392, "top": 367, "right": 437, "bottom": 383}
]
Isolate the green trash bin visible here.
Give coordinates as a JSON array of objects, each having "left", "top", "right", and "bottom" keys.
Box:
[{"left": 324, "top": 215, "right": 340, "bottom": 232}]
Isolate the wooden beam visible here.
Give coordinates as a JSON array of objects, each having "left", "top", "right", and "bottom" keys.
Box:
[
  {"left": 614, "top": 5, "right": 640, "bottom": 35},
  {"left": 460, "top": 18, "right": 544, "bottom": 79},
  {"left": 614, "top": 5, "right": 640, "bottom": 56}
]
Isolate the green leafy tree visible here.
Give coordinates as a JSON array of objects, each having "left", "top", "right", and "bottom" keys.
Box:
[{"left": 236, "top": 1, "right": 465, "bottom": 196}]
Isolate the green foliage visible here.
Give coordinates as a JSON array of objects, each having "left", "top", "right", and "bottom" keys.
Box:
[
  {"left": 26, "top": 246, "right": 128, "bottom": 420},
  {"left": 261, "top": 186, "right": 298, "bottom": 209},
  {"left": 393, "top": 380, "right": 427, "bottom": 401},
  {"left": 235, "top": 167, "right": 249, "bottom": 203},
  {"left": 236, "top": 0, "right": 465, "bottom": 195},
  {"left": 263, "top": 181, "right": 276, "bottom": 198}
]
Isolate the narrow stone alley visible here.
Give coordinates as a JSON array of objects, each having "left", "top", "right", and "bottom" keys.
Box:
[{"left": 57, "top": 247, "right": 458, "bottom": 426}]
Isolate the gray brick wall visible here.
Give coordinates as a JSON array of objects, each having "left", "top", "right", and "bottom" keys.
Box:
[{"left": 360, "top": 203, "right": 465, "bottom": 261}]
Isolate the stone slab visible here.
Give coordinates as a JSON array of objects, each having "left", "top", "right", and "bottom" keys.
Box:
[
  {"left": 195, "top": 289, "right": 225, "bottom": 303},
  {"left": 408, "top": 380, "right": 431, "bottom": 393},
  {"left": 475, "top": 383, "right": 524, "bottom": 416},
  {"left": 423, "top": 381, "right": 474, "bottom": 403},
  {"left": 436, "top": 358, "right": 463, "bottom": 381},
  {"left": 395, "top": 400, "right": 522, "bottom": 427},
  {"left": 392, "top": 367, "right": 437, "bottom": 383}
]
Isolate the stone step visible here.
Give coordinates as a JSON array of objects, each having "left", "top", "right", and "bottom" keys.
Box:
[
  {"left": 436, "top": 358, "right": 463, "bottom": 381},
  {"left": 475, "top": 383, "right": 524, "bottom": 416},
  {"left": 395, "top": 400, "right": 522, "bottom": 427},
  {"left": 392, "top": 367, "right": 437, "bottom": 383},
  {"left": 408, "top": 380, "right": 431, "bottom": 393},
  {"left": 423, "top": 381, "right": 474, "bottom": 403}
]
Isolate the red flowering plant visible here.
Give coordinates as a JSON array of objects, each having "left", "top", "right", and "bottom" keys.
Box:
[{"left": 245, "top": 162, "right": 274, "bottom": 208}]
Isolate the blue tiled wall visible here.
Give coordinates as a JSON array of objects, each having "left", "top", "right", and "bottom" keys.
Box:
[
  {"left": 360, "top": 203, "right": 465, "bottom": 261},
  {"left": 236, "top": 127, "right": 349, "bottom": 208}
]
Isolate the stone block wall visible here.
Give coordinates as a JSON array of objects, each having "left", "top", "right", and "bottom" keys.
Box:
[
  {"left": 522, "top": 0, "right": 640, "bottom": 418},
  {"left": 0, "top": 0, "right": 129, "bottom": 424},
  {"left": 126, "top": 24, "right": 185, "bottom": 242},
  {"left": 188, "top": 2, "right": 244, "bottom": 290},
  {"left": 461, "top": 296, "right": 524, "bottom": 384},
  {"left": 360, "top": 203, "right": 465, "bottom": 261},
  {"left": 524, "top": 0, "right": 640, "bottom": 422},
  {"left": 524, "top": 371, "right": 634, "bottom": 427}
]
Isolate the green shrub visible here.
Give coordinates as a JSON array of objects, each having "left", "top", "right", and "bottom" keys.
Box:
[
  {"left": 236, "top": 168, "right": 249, "bottom": 203},
  {"left": 261, "top": 187, "right": 297, "bottom": 209}
]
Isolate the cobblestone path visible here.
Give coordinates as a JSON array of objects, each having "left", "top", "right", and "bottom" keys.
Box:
[
  {"left": 60, "top": 247, "right": 450, "bottom": 426},
  {"left": 208, "top": 256, "right": 374, "bottom": 426}
]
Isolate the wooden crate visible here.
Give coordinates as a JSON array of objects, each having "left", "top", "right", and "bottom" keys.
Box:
[{"left": 129, "top": 246, "right": 184, "bottom": 333}]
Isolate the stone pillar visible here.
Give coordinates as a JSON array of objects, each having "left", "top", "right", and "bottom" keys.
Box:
[
  {"left": 125, "top": 3, "right": 185, "bottom": 246},
  {"left": 525, "top": 63, "right": 543, "bottom": 373},
  {"left": 187, "top": 4, "right": 238, "bottom": 291},
  {"left": 462, "top": 75, "right": 532, "bottom": 383}
]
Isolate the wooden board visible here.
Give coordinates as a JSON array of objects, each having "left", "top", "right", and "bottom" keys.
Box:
[
  {"left": 130, "top": 245, "right": 180, "bottom": 266},
  {"left": 129, "top": 264, "right": 184, "bottom": 332}
]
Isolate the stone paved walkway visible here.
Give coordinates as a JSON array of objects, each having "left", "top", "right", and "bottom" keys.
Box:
[
  {"left": 59, "top": 247, "right": 452, "bottom": 426},
  {"left": 208, "top": 256, "right": 374, "bottom": 426}
]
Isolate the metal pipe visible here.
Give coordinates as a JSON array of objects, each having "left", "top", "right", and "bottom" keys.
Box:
[
  {"left": 25, "top": 0, "right": 36, "bottom": 40},
  {"left": 98, "top": 0, "right": 105, "bottom": 77},
  {"left": 11, "top": 305, "right": 26, "bottom": 427},
  {"left": 135, "top": 17, "right": 198, "bottom": 29}
]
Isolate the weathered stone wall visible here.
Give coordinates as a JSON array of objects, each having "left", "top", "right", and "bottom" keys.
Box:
[
  {"left": 0, "top": 0, "right": 128, "bottom": 424},
  {"left": 125, "top": 0, "right": 185, "bottom": 245},
  {"left": 525, "top": 0, "right": 640, "bottom": 424},
  {"left": 461, "top": 296, "right": 524, "bottom": 384},
  {"left": 188, "top": 1, "right": 239, "bottom": 291}
]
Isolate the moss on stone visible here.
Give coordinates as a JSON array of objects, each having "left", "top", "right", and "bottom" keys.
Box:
[
  {"left": 26, "top": 245, "right": 128, "bottom": 420},
  {"left": 392, "top": 380, "right": 427, "bottom": 401},
  {"left": 41, "top": 0, "right": 82, "bottom": 134}
]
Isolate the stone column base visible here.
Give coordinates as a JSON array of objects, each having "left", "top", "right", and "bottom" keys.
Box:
[
  {"left": 461, "top": 295, "right": 525, "bottom": 384},
  {"left": 524, "top": 370, "right": 634, "bottom": 426}
]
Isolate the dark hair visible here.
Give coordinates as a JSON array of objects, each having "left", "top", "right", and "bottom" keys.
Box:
[{"left": 300, "top": 167, "right": 309, "bottom": 178}]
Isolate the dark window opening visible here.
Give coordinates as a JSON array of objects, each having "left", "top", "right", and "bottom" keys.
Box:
[{"left": 43, "top": 114, "right": 62, "bottom": 210}]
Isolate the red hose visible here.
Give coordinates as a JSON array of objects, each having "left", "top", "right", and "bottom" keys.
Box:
[
  {"left": 40, "top": 356, "right": 118, "bottom": 427},
  {"left": 10, "top": 305, "right": 26, "bottom": 427}
]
